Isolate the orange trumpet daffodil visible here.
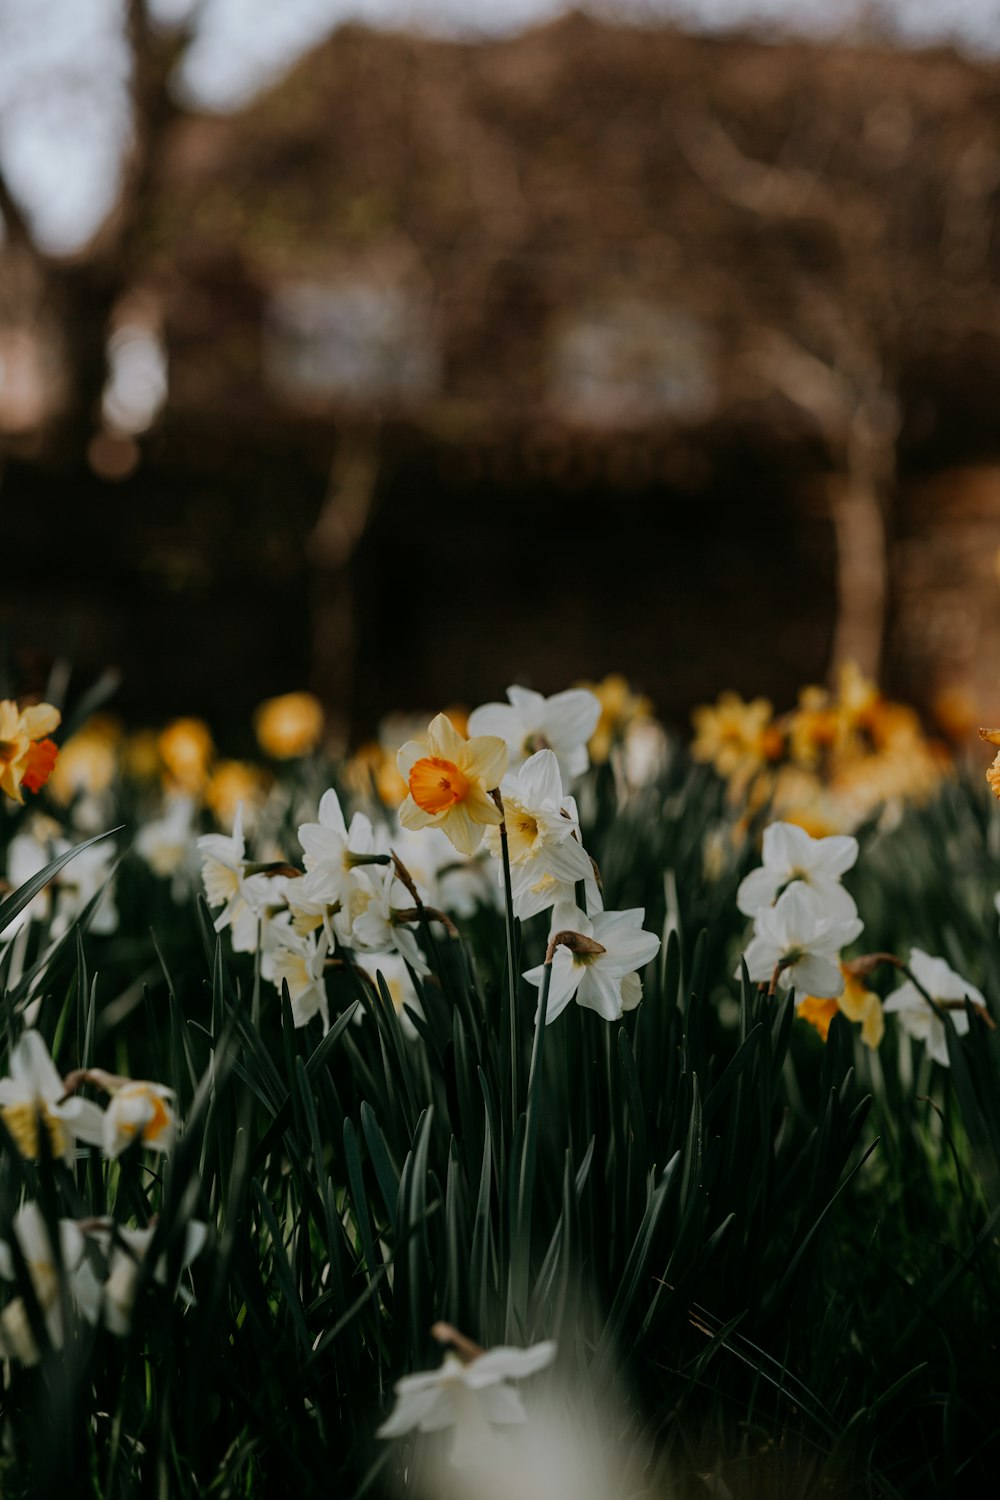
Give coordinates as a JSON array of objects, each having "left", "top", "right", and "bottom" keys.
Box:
[
  {"left": 0, "top": 700, "right": 61, "bottom": 803},
  {"left": 397, "top": 713, "right": 507, "bottom": 856}
]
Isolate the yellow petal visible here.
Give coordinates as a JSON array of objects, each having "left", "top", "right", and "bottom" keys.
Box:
[
  {"left": 461, "top": 735, "right": 508, "bottom": 791},
  {"left": 426, "top": 713, "right": 466, "bottom": 762},
  {"left": 20, "top": 704, "right": 61, "bottom": 740}
]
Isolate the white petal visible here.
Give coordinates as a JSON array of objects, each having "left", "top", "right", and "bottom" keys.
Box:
[
  {"left": 541, "top": 689, "right": 600, "bottom": 751},
  {"left": 735, "top": 867, "right": 782, "bottom": 917}
]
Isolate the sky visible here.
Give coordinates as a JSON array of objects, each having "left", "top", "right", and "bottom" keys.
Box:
[{"left": 0, "top": 0, "right": 999, "bottom": 252}]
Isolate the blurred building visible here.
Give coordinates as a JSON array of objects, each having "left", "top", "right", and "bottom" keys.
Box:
[{"left": 3, "top": 14, "right": 1000, "bottom": 735}]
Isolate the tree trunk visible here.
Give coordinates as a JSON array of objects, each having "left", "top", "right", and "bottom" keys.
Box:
[
  {"left": 826, "top": 403, "right": 897, "bottom": 682},
  {"left": 307, "top": 428, "right": 380, "bottom": 749}
]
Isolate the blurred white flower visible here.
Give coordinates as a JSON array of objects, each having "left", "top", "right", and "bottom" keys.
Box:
[
  {"left": 468, "top": 685, "right": 600, "bottom": 786},
  {"left": 377, "top": 1335, "right": 556, "bottom": 1467},
  {"left": 740, "top": 884, "right": 863, "bottom": 999},
  {"left": 136, "top": 795, "right": 199, "bottom": 899},
  {"left": 0, "top": 1202, "right": 86, "bottom": 1364},
  {"left": 0, "top": 1031, "right": 105, "bottom": 1161},
  {"left": 523, "top": 902, "right": 660, "bottom": 1025},
  {"left": 102, "top": 1080, "right": 177, "bottom": 1159},
  {"left": 736, "top": 821, "right": 858, "bottom": 922},
  {"left": 884, "top": 947, "right": 986, "bottom": 1066},
  {"left": 73, "top": 1219, "right": 208, "bottom": 1337}
]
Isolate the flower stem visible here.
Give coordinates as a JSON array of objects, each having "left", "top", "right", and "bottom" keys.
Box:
[{"left": 492, "top": 789, "right": 520, "bottom": 1119}]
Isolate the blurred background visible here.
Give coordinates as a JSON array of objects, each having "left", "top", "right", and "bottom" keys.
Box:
[{"left": 2, "top": 0, "right": 1000, "bottom": 745}]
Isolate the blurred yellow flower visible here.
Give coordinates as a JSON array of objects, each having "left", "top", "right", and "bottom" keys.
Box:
[
  {"left": 158, "top": 718, "right": 214, "bottom": 793},
  {"left": 579, "top": 673, "right": 653, "bottom": 765},
  {"left": 798, "top": 995, "right": 840, "bottom": 1040},
  {"left": 254, "top": 692, "right": 324, "bottom": 759},
  {"left": 48, "top": 716, "right": 120, "bottom": 805},
  {"left": 0, "top": 699, "right": 61, "bottom": 803},
  {"left": 345, "top": 741, "right": 408, "bottom": 807},
  {"left": 205, "top": 760, "right": 271, "bottom": 826},
  {"left": 800, "top": 967, "right": 883, "bottom": 1048},
  {"left": 838, "top": 970, "right": 885, "bottom": 1049},
  {"left": 691, "top": 693, "right": 773, "bottom": 778},
  {"left": 788, "top": 686, "right": 838, "bottom": 768},
  {"left": 121, "top": 729, "right": 162, "bottom": 781}
]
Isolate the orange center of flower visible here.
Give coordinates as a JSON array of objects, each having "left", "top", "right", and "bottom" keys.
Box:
[
  {"left": 409, "top": 756, "right": 469, "bottom": 814},
  {"left": 22, "top": 739, "right": 59, "bottom": 794}
]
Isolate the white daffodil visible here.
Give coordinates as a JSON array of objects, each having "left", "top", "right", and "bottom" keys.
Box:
[
  {"left": 0, "top": 1031, "right": 105, "bottom": 1161},
  {"left": 385, "top": 821, "right": 500, "bottom": 919},
  {"left": 377, "top": 1336, "right": 556, "bottom": 1467},
  {"left": 197, "top": 804, "right": 273, "bottom": 953},
  {"left": 482, "top": 750, "right": 593, "bottom": 917},
  {"left": 136, "top": 795, "right": 199, "bottom": 899},
  {"left": 468, "top": 685, "right": 600, "bottom": 787},
  {"left": 72, "top": 1219, "right": 208, "bottom": 1336},
  {"left": 350, "top": 867, "right": 430, "bottom": 975},
  {"left": 52, "top": 837, "right": 119, "bottom": 937},
  {"left": 354, "top": 952, "right": 423, "bottom": 1040},
  {"left": 102, "top": 1081, "right": 177, "bottom": 1159},
  {"left": 270, "top": 926, "right": 332, "bottom": 1029},
  {"left": 884, "top": 948, "right": 987, "bottom": 1066},
  {"left": 740, "top": 884, "right": 863, "bottom": 999},
  {"left": 4, "top": 827, "right": 52, "bottom": 935},
  {"left": 523, "top": 902, "right": 660, "bottom": 1025},
  {"left": 508, "top": 865, "right": 604, "bottom": 923},
  {"left": 0, "top": 1202, "right": 86, "bottom": 1364},
  {"left": 297, "top": 789, "right": 377, "bottom": 909},
  {"left": 736, "top": 821, "right": 859, "bottom": 922}
]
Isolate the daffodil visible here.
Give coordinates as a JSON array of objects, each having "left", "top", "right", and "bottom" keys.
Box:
[
  {"left": 297, "top": 789, "right": 377, "bottom": 909},
  {"left": 269, "top": 926, "right": 332, "bottom": 1029},
  {"left": 0, "top": 699, "right": 61, "bottom": 804},
  {"left": 884, "top": 948, "right": 986, "bottom": 1066},
  {"left": 136, "top": 795, "right": 199, "bottom": 897},
  {"left": 197, "top": 804, "right": 274, "bottom": 953},
  {"left": 397, "top": 714, "right": 507, "bottom": 857},
  {"left": 349, "top": 866, "right": 430, "bottom": 975},
  {"left": 0, "top": 1203, "right": 86, "bottom": 1364},
  {"left": 72, "top": 1219, "right": 208, "bottom": 1337},
  {"left": 377, "top": 1329, "right": 556, "bottom": 1467},
  {"left": 736, "top": 821, "right": 859, "bottom": 923},
  {"left": 0, "top": 1031, "right": 105, "bottom": 1161},
  {"left": 467, "top": 686, "right": 599, "bottom": 786},
  {"left": 577, "top": 673, "right": 653, "bottom": 765},
  {"left": 523, "top": 902, "right": 660, "bottom": 1025},
  {"left": 800, "top": 967, "right": 884, "bottom": 1048},
  {"left": 254, "top": 691, "right": 325, "bottom": 759},
  {"left": 740, "top": 884, "right": 863, "bottom": 999},
  {"left": 102, "top": 1080, "right": 177, "bottom": 1158},
  {"left": 482, "top": 750, "right": 593, "bottom": 915},
  {"left": 47, "top": 716, "right": 118, "bottom": 806},
  {"left": 690, "top": 692, "right": 774, "bottom": 779},
  {"left": 158, "top": 717, "right": 214, "bottom": 793}
]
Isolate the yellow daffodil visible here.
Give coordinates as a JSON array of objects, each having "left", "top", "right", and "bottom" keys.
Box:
[
  {"left": 0, "top": 699, "right": 61, "bottom": 803},
  {"left": 345, "top": 741, "right": 409, "bottom": 807},
  {"left": 158, "top": 717, "right": 214, "bottom": 793},
  {"left": 254, "top": 692, "right": 324, "bottom": 759},
  {"left": 690, "top": 693, "right": 773, "bottom": 779},
  {"left": 800, "top": 967, "right": 884, "bottom": 1048},
  {"left": 206, "top": 759, "right": 271, "bottom": 825},
  {"left": 48, "top": 715, "right": 119, "bottom": 805},
  {"left": 397, "top": 713, "right": 507, "bottom": 856},
  {"left": 579, "top": 673, "right": 653, "bottom": 765}
]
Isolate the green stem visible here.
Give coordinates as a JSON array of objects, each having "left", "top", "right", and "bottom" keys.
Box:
[
  {"left": 493, "top": 792, "right": 520, "bottom": 1121},
  {"left": 515, "top": 958, "right": 553, "bottom": 1319}
]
